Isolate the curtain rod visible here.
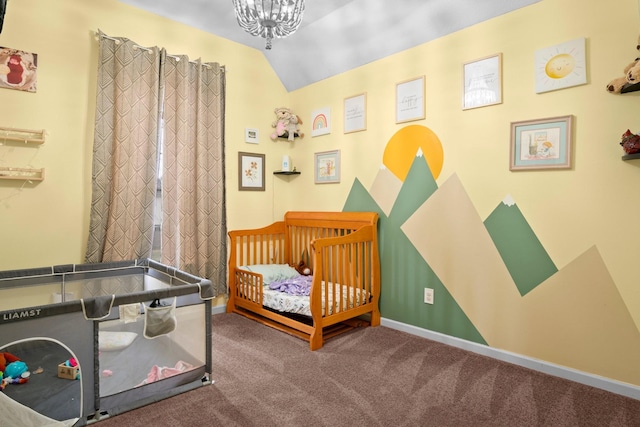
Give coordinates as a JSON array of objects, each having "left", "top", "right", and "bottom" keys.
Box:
[{"left": 96, "top": 32, "right": 225, "bottom": 71}]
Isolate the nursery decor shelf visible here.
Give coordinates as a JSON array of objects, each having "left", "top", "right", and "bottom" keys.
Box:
[
  {"left": 273, "top": 170, "right": 300, "bottom": 175},
  {"left": 621, "top": 82, "right": 640, "bottom": 94},
  {"left": 0, "top": 126, "right": 46, "bottom": 144},
  {"left": 278, "top": 133, "right": 302, "bottom": 140},
  {"left": 0, "top": 167, "right": 45, "bottom": 181},
  {"left": 622, "top": 153, "right": 640, "bottom": 160}
]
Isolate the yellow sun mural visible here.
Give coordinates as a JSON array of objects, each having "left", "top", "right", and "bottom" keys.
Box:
[{"left": 382, "top": 125, "right": 444, "bottom": 182}]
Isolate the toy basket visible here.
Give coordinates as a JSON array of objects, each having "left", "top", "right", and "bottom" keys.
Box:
[{"left": 620, "top": 130, "right": 640, "bottom": 154}]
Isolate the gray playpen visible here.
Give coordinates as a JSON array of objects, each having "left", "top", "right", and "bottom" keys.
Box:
[{"left": 0, "top": 258, "right": 213, "bottom": 426}]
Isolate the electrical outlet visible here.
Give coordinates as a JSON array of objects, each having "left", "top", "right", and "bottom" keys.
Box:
[{"left": 424, "top": 288, "right": 434, "bottom": 304}]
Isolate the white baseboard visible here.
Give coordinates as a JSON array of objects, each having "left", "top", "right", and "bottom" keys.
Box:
[
  {"left": 212, "top": 304, "right": 227, "bottom": 315},
  {"left": 381, "top": 317, "right": 640, "bottom": 401}
]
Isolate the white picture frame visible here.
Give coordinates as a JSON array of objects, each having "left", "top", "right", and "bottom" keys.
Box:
[
  {"left": 344, "top": 93, "right": 366, "bottom": 134},
  {"left": 462, "top": 53, "right": 502, "bottom": 110},
  {"left": 311, "top": 107, "right": 331, "bottom": 137},
  {"left": 396, "top": 76, "right": 425, "bottom": 124},
  {"left": 534, "top": 37, "right": 587, "bottom": 94},
  {"left": 245, "top": 128, "right": 259, "bottom": 144}
]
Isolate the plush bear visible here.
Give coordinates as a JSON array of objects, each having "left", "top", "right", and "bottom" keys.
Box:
[
  {"left": 285, "top": 114, "right": 304, "bottom": 141},
  {"left": 270, "top": 107, "right": 304, "bottom": 141},
  {"left": 606, "top": 33, "right": 640, "bottom": 94},
  {"left": 295, "top": 260, "right": 312, "bottom": 276}
]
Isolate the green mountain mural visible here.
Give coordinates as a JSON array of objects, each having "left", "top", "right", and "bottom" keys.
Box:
[
  {"left": 344, "top": 154, "right": 485, "bottom": 344},
  {"left": 484, "top": 198, "right": 557, "bottom": 296}
]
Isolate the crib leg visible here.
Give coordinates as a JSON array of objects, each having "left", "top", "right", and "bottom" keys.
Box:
[
  {"left": 370, "top": 309, "right": 381, "bottom": 327},
  {"left": 309, "top": 330, "right": 323, "bottom": 351}
]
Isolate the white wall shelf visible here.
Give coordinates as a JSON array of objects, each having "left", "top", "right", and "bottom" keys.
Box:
[
  {"left": 0, "top": 126, "right": 46, "bottom": 145},
  {"left": 0, "top": 167, "right": 45, "bottom": 181}
]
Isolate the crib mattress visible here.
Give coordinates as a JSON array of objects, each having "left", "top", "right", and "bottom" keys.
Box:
[{"left": 262, "top": 283, "right": 367, "bottom": 317}]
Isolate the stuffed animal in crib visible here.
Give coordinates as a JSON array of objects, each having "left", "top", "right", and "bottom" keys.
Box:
[
  {"left": 606, "top": 33, "right": 640, "bottom": 93},
  {"left": 295, "top": 260, "right": 312, "bottom": 276}
]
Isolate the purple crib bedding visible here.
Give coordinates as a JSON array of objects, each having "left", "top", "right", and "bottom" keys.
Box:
[{"left": 268, "top": 275, "right": 313, "bottom": 296}]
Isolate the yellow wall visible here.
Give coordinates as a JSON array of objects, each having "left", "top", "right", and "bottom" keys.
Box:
[
  {"left": 1, "top": 0, "right": 640, "bottom": 385},
  {"left": 283, "top": 0, "right": 640, "bottom": 332},
  {"left": 0, "top": 0, "right": 288, "bottom": 270}
]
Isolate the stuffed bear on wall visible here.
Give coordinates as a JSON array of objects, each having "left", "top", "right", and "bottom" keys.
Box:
[
  {"left": 270, "top": 107, "right": 305, "bottom": 141},
  {"left": 606, "top": 33, "right": 640, "bottom": 94}
]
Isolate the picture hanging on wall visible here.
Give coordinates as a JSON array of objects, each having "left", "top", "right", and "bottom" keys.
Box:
[
  {"left": 245, "top": 128, "right": 259, "bottom": 144},
  {"left": 0, "top": 46, "right": 38, "bottom": 92},
  {"left": 238, "top": 152, "right": 265, "bottom": 191},
  {"left": 311, "top": 107, "right": 331, "bottom": 137},
  {"left": 509, "top": 115, "right": 573, "bottom": 171},
  {"left": 343, "top": 93, "right": 366, "bottom": 134},
  {"left": 534, "top": 37, "right": 587, "bottom": 94},
  {"left": 396, "top": 75, "right": 425, "bottom": 123},
  {"left": 462, "top": 53, "right": 502, "bottom": 110},
  {"left": 314, "top": 150, "right": 340, "bottom": 184}
]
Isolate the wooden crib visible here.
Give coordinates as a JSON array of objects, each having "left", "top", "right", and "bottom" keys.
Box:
[{"left": 227, "top": 211, "right": 381, "bottom": 350}]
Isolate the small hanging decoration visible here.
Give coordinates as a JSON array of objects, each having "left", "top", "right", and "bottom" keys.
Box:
[{"left": 620, "top": 129, "right": 640, "bottom": 155}]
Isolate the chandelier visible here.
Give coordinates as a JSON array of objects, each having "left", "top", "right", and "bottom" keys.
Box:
[{"left": 232, "top": 0, "right": 305, "bottom": 50}]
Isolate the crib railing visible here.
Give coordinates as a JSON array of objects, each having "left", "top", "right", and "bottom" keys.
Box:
[
  {"left": 310, "top": 224, "right": 380, "bottom": 326},
  {"left": 227, "top": 211, "right": 380, "bottom": 350}
]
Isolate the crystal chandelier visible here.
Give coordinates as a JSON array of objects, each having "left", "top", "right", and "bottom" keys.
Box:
[{"left": 232, "top": 0, "right": 305, "bottom": 50}]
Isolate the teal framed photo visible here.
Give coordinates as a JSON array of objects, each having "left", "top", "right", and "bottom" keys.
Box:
[
  {"left": 510, "top": 115, "right": 573, "bottom": 171},
  {"left": 314, "top": 150, "right": 340, "bottom": 184}
]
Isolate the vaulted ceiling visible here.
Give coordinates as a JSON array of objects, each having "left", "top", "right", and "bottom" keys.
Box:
[{"left": 118, "top": 0, "right": 540, "bottom": 91}]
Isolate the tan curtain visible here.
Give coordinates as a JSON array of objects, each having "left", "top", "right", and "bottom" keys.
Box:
[
  {"left": 160, "top": 54, "right": 227, "bottom": 294},
  {"left": 86, "top": 32, "right": 160, "bottom": 263}
]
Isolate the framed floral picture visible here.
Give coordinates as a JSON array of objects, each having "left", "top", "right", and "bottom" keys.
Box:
[{"left": 238, "top": 152, "right": 265, "bottom": 191}]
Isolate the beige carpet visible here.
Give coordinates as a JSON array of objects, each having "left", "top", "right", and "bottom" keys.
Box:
[{"left": 93, "top": 313, "right": 640, "bottom": 426}]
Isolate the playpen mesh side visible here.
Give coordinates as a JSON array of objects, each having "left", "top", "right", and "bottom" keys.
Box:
[{"left": 0, "top": 259, "right": 212, "bottom": 424}]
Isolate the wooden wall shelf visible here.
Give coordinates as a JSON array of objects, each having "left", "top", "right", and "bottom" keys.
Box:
[
  {"left": 0, "top": 167, "right": 45, "bottom": 181},
  {"left": 622, "top": 153, "right": 640, "bottom": 160},
  {"left": 0, "top": 126, "right": 46, "bottom": 144},
  {"left": 273, "top": 170, "right": 300, "bottom": 176}
]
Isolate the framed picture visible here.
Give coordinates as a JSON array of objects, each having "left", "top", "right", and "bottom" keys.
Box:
[
  {"left": 238, "top": 152, "right": 265, "bottom": 191},
  {"left": 344, "top": 93, "right": 366, "bottom": 133},
  {"left": 0, "top": 46, "right": 38, "bottom": 92},
  {"left": 245, "top": 128, "right": 259, "bottom": 144},
  {"left": 314, "top": 150, "right": 340, "bottom": 184},
  {"left": 311, "top": 107, "right": 331, "bottom": 137},
  {"left": 535, "top": 37, "right": 587, "bottom": 94},
  {"left": 396, "top": 76, "right": 425, "bottom": 123},
  {"left": 510, "top": 115, "right": 573, "bottom": 171},
  {"left": 462, "top": 53, "right": 502, "bottom": 110}
]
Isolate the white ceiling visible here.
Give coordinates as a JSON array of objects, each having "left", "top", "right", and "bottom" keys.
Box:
[{"left": 117, "top": 0, "right": 540, "bottom": 91}]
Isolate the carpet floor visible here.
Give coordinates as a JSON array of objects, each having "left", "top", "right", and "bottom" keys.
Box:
[{"left": 92, "top": 313, "right": 640, "bottom": 426}]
